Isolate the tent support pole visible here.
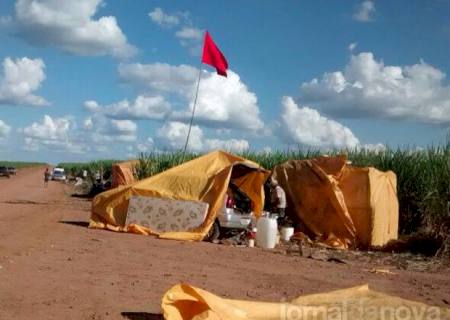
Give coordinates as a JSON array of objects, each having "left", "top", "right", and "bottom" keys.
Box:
[{"left": 181, "top": 64, "right": 202, "bottom": 164}]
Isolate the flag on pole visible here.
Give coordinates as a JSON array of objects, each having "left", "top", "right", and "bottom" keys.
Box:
[{"left": 201, "top": 31, "right": 228, "bottom": 77}]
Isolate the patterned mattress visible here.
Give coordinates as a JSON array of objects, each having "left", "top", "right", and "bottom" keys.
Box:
[{"left": 125, "top": 196, "right": 209, "bottom": 233}]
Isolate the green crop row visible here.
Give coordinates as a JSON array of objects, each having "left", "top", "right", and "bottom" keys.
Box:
[
  {"left": 0, "top": 161, "right": 47, "bottom": 168},
  {"left": 57, "top": 160, "right": 120, "bottom": 183}
]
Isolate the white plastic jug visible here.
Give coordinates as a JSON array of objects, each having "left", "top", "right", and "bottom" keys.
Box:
[{"left": 256, "top": 216, "right": 278, "bottom": 249}]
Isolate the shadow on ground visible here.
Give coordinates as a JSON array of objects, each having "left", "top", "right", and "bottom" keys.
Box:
[
  {"left": 70, "top": 194, "right": 93, "bottom": 199},
  {"left": 121, "top": 312, "right": 163, "bottom": 320},
  {"left": 59, "top": 220, "right": 90, "bottom": 228}
]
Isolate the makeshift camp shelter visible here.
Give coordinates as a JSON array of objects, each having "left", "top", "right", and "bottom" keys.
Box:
[
  {"left": 111, "top": 160, "right": 138, "bottom": 188},
  {"left": 90, "top": 151, "right": 269, "bottom": 241},
  {"left": 272, "top": 155, "right": 398, "bottom": 248}
]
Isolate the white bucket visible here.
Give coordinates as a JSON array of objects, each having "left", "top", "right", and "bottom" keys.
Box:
[
  {"left": 256, "top": 216, "right": 278, "bottom": 249},
  {"left": 281, "top": 227, "right": 294, "bottom": 242}
]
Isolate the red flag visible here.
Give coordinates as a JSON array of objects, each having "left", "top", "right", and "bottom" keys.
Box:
[{"left": 201, "top": 31, "right": 228, "bottom": 77}]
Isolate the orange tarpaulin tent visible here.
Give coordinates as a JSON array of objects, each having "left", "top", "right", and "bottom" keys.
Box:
[
  {"left": 90, "top": 151, "right": 269, "bottom": 241},
  {"left": 272, "top": 155, "right": 398, "bottom": 248},
  {"left": 111, "top": 160, "right": 138, "bottom": 188}
]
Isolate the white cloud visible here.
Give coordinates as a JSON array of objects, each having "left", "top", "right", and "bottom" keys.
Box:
[
  {"left": 353, "top": 0, "right": 376, "bottom": 22},
  {"left": 118, "top": 62, "right": 197, "bottom": 95},
  {"left": 157, "top": 121, "right": 203, "bottom": 151},
  {"left": 119, "top": 63, "right": 263, "bottom": 131},
  {"left": 22, "top": 115, "right": 87, "bottom": 153},
  {"left": 14, "top": 0, "right": 136, "bottom": 58},
  {"left": 23, "top": 115, "right": 70, "bottom": 140},
  {"left": 156, "top": 121, "right": 249, "bottom": 153},
  {"left": 299, "top": 52, "right": 450, "bottom": 126},
  {"left": 83, "top": 117, "right": 94, "bottom": 130},
  {"left": 348, "top": 42, "right": 358, "bottom": 52},
  {"left": 176, "top": 70, "right": 263, "bottom": 131},
  {"left": 124, "top": 137, "right": 155, "bottom": 157},
  {"left": 204, "top": 139, "right": 249, "bottom": 153},
  {"left": 0, "top": 120, "right": 11, "bottom": 139},
  {"left": 147, "top": 7, "right": 200, "bottom": 54},
  {"left": 0, "top": 57, "right": 48, "bottom": 106},
  {"left": 21, "top": 114, "right": 139, "bottom": 153},
  {"left": 136, "top": 137, "right": 154, "bottom": 152},
  {"left": 23, "top": 137, "right": 39, "bottom": 151},
  {"left": 175, "top": 26, "right": 203, "bottom": 41},
  {"left": 84, "top": 100, "right": 101, "bottom": 112},
  {"left": 86, "top": 95, "right": 171, "bottom": 120},
  {"left": 360, "top": 143, "right": 387, "bottom": 153},
  {"left": 280, "top": 96, "right": 360, "bottom": 150},
  {"left": 86, "top": 115, "right": 138, "bottom": 143},
  {"left": 110, "top": 119, "right": 137, "bottom": 134},
  {"left": 148, "top": 7, "right": 180, "bottom": 28},
  {"left": 175, "top": 26, "right": 203, "bottom": 55}
]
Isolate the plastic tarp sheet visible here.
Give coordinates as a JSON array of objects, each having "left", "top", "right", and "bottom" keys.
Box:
[
  {"left": 111, "top": 160, "right": 138, "bottom": 188},
  {"left": 90, "top": 151, "right": 269, "bottom": 241},
  {"left": 272, "top": 156, "right": 398, "bottom": 248},
  {"left": 339, "top": 166, "right": 399, "bottom": 247},
  {"left": 162, "top": 283, "right": 449, "bottom": 320}
]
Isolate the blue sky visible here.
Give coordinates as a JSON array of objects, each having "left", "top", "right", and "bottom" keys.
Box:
[{"left": 0, "top": 0, "right": 449, "bottom": 163}]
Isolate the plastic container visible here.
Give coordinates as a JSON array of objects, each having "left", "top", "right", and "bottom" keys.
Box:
[
  {"left": 247, "top": 227, "right": 257, "bottom": 248},
  {"left": 281, "top": 227, "right": 294, "bottom": 242},
  {"left": 256, "top": 216, "right": 278, "bottom": 249}
]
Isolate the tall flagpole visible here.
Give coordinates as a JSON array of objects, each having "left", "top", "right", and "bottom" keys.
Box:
[{"left": 181, "top": 61, "right": 203, "bottom": 163}]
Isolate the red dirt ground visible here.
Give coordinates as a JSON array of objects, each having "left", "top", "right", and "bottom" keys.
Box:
[{"left": 0, "top": 167, "right": 449, "bottom": 319}]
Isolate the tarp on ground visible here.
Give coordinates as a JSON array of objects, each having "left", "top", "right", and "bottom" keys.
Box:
[
  {"left": 271, "top": 156, "right": 398, "bottom": 248},
  {"left": 89, "top": 150, "right": 269, "bottom": 241},
  {"left": 111, "top": 160, "right": 138, "bottom": 188},
  {"left": 162, "top": 283, "right": 449, "bottom": 320}
]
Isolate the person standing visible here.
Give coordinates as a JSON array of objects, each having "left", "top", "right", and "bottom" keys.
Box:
[
  {"left": 269, "top": 178, "right": 288, "bottom": 226},
  {"left": 44, "top": 168, "right": 51, "bottom": 188}
]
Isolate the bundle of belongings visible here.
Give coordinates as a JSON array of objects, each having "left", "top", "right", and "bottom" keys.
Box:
[
  {"left": 89, "top": 151, "right": 269, "bottom": 241},
  {"left": 271, "top": 155, "right": 399, "bottom": 249},
  {"left": 161, "top": 283, "right": 448, "bottom": 320}
]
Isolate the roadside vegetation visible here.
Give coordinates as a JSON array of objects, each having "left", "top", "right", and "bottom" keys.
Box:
[
  {"left": 0, "top": 161, "right": 46, "bottom": 168},
  {"left": 57, "top": 160, "right": 119, "bottom": 184}
]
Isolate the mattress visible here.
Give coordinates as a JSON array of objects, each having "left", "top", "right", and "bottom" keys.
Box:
[{"left": 125, "top": 196, "right": 209, "bottom": 233}]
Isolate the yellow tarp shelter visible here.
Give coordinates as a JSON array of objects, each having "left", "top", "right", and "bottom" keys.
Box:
[
  {"left": 272, "top": 155, "right": 398, "bottom": 248},
  {"left": 90, "top": 151, "right": 269, "bottom": 241},
  {"left": 162, "top": 283, "right": 449, "bottom": 320},
  {"left": 111, "top": 160, "right": 138, "bottom": 188}
]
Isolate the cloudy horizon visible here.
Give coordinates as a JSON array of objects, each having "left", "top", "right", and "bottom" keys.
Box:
[{"left": 0, "top": 1, "right": 449, "bottom": 163}]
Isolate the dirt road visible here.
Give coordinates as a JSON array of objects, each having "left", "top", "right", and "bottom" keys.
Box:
[{"left": 0, "top": 167, "right": 449, "bottom": 319}]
